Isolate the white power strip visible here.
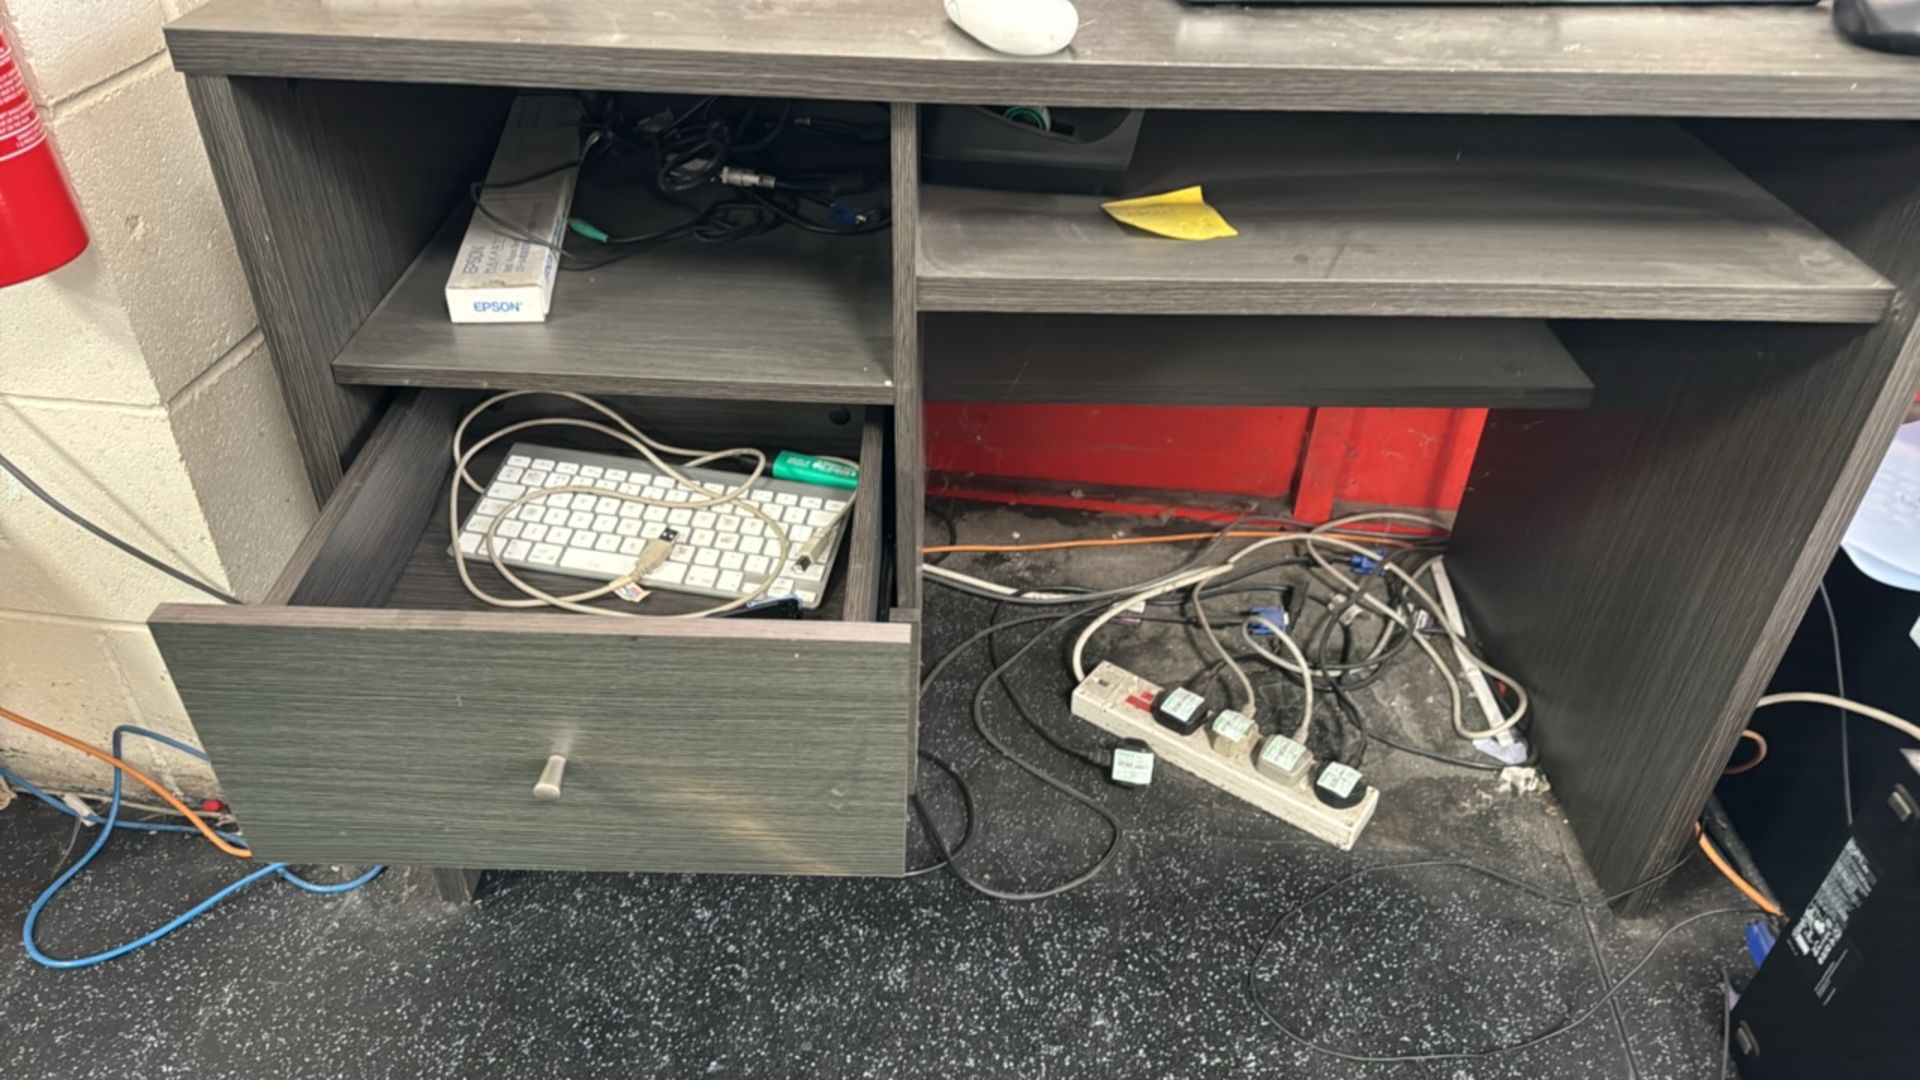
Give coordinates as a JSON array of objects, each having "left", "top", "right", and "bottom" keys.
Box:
[{"left": 1070, "top": 661, "right": 1379, "bottom": 850}]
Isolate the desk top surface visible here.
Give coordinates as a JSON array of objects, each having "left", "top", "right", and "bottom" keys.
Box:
[{"left": 168, "top": 0, "right": 1920, "bottom": 119}]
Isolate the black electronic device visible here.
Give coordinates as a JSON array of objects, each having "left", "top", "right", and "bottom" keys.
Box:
[
  {"left": 1835, "top": 0, "right": 1920, "bottom": 55},
  {"left": 922, "top": 106, "right": 1144, "bottom": 195},
  {"left": 1729, "top": 766, "right": 1919, "bottom": 1077}
]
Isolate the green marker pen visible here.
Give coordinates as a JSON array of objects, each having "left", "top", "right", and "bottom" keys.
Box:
[{"left": 772, "top": 451, "right": 858, "bottom": 490}]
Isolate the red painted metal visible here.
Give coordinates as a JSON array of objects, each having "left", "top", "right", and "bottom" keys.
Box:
[
  {"left": 926, "top": 403, "right": 1485, "bottom": 519},
  {"left": 925, "top": 403, "right": 1311, "bottom": 497},
  {"left": 0, "top": 34, "right": 88, "bottom": 288}
]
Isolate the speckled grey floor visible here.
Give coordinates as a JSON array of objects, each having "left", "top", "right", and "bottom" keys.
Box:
[{"left": 0, "top": 505, "right": 1753, "bottom": 1079}]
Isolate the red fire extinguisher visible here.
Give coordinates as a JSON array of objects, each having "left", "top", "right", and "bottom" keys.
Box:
[{"left": 0, "top": 31, "right": 88, "bottom": 287}]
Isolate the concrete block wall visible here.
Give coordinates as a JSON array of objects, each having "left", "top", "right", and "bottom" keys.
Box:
[{"left": 1, "top": 0, "right": 313, "bottom": 799}]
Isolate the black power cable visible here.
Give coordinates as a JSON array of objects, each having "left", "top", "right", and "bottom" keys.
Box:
[{"left": 0, "top": 448, "right": 239, "bottom": 605}]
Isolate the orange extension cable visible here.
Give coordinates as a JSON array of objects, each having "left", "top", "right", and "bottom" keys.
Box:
[
  {"left": 1697, "top": 826, "right": 1782, "bottom": 917},
  {"left": 0, "top": 704, "right": 252, "bottom": 859}
]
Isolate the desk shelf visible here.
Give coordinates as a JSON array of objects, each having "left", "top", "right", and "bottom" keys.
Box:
[
  {"left": 923, "top": 315, "right": 1591, "bottom": 409},
  {"left": 916, "top": 113, "right": 1893, "bottom": 324},
  {"left": 334, "top": 214, "right": 895, "bottom": 404}
]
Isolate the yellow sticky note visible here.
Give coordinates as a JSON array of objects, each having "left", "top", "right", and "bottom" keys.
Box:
[{"left": 1100, "top": 186, "right": 1238, "bottom": 241}]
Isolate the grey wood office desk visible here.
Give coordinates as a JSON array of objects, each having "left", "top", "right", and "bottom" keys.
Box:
[{"left": 153, "top": 0, "right": 1920, "bottom": 908}]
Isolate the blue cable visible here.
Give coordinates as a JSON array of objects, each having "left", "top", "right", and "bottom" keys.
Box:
[{"left": 11, "top": 724, "right": 383, "bottom": 970}]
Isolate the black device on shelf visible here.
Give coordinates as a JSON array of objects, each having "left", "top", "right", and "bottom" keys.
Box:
[
  {"left": 922, "top": 106, "right": 1145, "bottom": 194},
  {"left": 1835, "top": 0, "right": 1920, "bottom": 55}
]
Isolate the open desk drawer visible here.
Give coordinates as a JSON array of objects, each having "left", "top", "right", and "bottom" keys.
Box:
[{"left": 150, "top": 391, "right": 913, "bottom": 877}]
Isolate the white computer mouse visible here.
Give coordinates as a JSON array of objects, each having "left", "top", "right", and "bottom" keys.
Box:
[{"left": 944, "top": 0, "right": 1079, "bottom": 57}]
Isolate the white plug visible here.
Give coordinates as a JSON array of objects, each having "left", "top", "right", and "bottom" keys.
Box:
[{"left": 943, "top": 0, "right": 1079, "bottom": 58}]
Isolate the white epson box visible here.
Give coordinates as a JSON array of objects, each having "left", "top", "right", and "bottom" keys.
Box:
[{"left": 446, "top": 94, "right": 582, "bottom": 323}]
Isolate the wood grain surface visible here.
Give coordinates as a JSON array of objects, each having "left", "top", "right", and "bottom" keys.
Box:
[
  {"left": 184, "top": 76, "right": 507, "bottom": 499},
  {"left": 165, "top": 1, "right": 1920, "bottom": 120},
  {"left": 917, "top": 113, "right": 1892, "bottom": 323},
  {"left": 1449, "top": 123, "right": 1920, "bottom": 904},
  {"left": 149, "top": 607, "right": 914, "bottom": 875},
  {"left": 334, "top": 211, "right": 895, "bottom": 404},
  {"left": 891, "top": 104, "right": 925, "bottom": 610},
  {"left": 924, "top": 315, "right": 1592, "bottom": 408}
]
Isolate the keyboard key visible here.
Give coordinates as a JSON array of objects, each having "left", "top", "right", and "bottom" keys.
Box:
[
  {"left": 693, "top": 511, "right": 717, "bottom": 529},
  {"left": 745, "top": 554, "right": 771, "bottom": 575},
  {"left": 668, "top": 545, "right": 692, "bottom": 563},
  {"left": 567, "top": 511, "right": 594, "bottom": 529},
  {"left": 528, "top": 543, "right": 562, "bottom": 566},
  {"left": 595, "top": 479, "right": 618, "bottom": 492},
  {"left": 667, "top": 508, "right": 694, "bottom": 527},
  {"left": 581, "top": 465, "right": 604, "bottom": 479},
  {"left": 825, "top": 499, "right": 847, "bottom": 512},
  {"left": 741, "top": 518, "right": 765, "bottom": 537},
  {"left": 458, "top": 532, "right": 483, "bottom": 555},
  {"left": 772, "top": 576, "right": 796, "bottom": 595},
  {"left": 616, "top": 520, "right": 642, "bottom": 538},
  {"left": 560, "top": 547, "right": 637, "bottom": 578},
  {"left": 594, "top": 534, "right": 621, "bottom": 553},
  {"left": 507, "top": 454, "right": 531, "bottom": 467},
  {"left": 715, "top": 515, "right": 740, "bottom": 533},
  {"left": 468, "top": 515, "right": 495, "bottom": 537},
  {"left": 573, "top": 532, "right": 600, "bottom": 550},
  {"left": 619, "top": 502, "right": 644, "bottom": 519},
  {"left": 641, "top": 522, "right": 668, "bottom": 539},
  {"left": 489, "top": 482, "right": 527, "bottom": 500},
  {"left": 620, "top": 537, "right": 645, "bottom": 556},
  {"left": 775, "top": 493, "right": 799, "bottom": 507},
  {"left": 693, "top": 549, "right": 720, "bottom": 567},
  {"left": 498, "top": 466, "right": 525, "bottom": 483},
  {"left": 691, "top": 528, "right": 716, "bottom": 548},
  {"left": 652, "top": 561, "right": 686, "bottom": 585},
  {"left": 796, "top": 589, "right": 818, "bottom": 607},
  {"left": 719, "top": 551, "right": 745, "bottom": 571},
  {"left": 643, "top": 505, "right": 669, "bottom": 522},
  {"left": 686, "top": 565, "right": 719, "bottom": 589},
  {"left": 523, "top": 523, "right": 548, "bottom": 542},
  {"left": 717, "top": 569, "right": 743, "bottom": 593},
  {"left": 594, "top": 497, "right": 620, "bottom": 515},
  {"left": 544, "top": 474, "right": 568, "bottom": 488},
  {"left": 556, "top": 462, "right": 580, "bottom": 475},
  {"left": 504, "top": 539, "right": 533, "bottom": 561},
  {"left": 618, "top": 482, "right": 642, "bottom": 496},
  {"left": 793, "top": 563, "right": 825, "bottom": 582},
  {"left": 498, "top": 519, "right": 524, "bottom": 539},
  {"left": 548, "top": 527, "right": 573, "bottom": 546},
  {"left": 740, "top": 536, "right": 765, "bottom": 556},
  {"left": 800, "top": 496, "right": 823, "bottom": 510},
  {"left": 807, "top": 508, "right": 838, "bottom": 528},
  {"left": 543, "top": 507, "right": 569, "bottom": 526},
  {"left": 477, "top": 498, "right": 509, "bottom": 517},
  {"left": 593, "top": 514, "right": 617, "bottom": 533},
  {"left": 791, "top": 525, "right": 815, "bottom": 544},
  {"left": 665, "top": 489, "right": 690, "bottom": 504},
  {"left": 749, "top": 490, "right": 774, "bottom": 503},
  {"left": 715, "top": 533, "right": 740, "bottom": 552},
  {"left": 521, "top": 470, "right": 548, "bottom": 487},
  {"left": 531, "top": 458, "right": 556, "bottom": 471}
]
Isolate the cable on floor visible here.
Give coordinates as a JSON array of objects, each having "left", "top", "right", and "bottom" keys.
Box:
[
  {"left": 911, "top": 602, "right": 1123, "bottom": 901},
  {"left": 1754, "top": 691, "right": 1919, "bottom": 743},
  {"left": 18, "top": 724, "right": 381, "bottom": 970},
  {"left": 0, "top": 448, "right": 240, "bottom": 605},
  {"left": 1, "top": 704, "right": 251, "bottom": 858}
]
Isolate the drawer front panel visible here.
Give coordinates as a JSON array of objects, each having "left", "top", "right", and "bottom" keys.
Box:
[{"left": 152, "top": 611, "right": 914, "bottom": 876}]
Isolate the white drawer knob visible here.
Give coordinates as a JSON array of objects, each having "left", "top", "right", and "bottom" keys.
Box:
[{"left": 533, "top": 754, "right": 567, "bottom": 801}]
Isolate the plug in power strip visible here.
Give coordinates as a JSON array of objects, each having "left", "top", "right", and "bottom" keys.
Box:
[{"left": 1071, "top": 661, "right": 1379, "bottom": 849}]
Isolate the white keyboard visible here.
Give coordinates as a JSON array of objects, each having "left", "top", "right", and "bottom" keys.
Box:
[{"left": 454, "top": 442, "right": 853, "bottom": 610}]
